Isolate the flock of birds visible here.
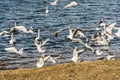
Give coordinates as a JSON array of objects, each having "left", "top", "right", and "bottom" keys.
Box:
[{"left": 0, "top": 0, "right": 120, "bottom": 68}]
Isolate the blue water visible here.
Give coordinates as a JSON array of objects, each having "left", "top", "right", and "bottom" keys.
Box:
[{"left": 0, "top": 0, "right": 120, "bottom": 70}]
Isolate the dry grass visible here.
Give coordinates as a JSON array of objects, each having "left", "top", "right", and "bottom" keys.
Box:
[{"left": 0, "top": 60, "right": 120, "bottom": 80}]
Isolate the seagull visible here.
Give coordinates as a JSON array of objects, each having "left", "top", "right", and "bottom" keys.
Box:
[
  {"left": 12, "top": 21, "right": 34, "bottom": 34},
  {"left": 14, "top": 26, "right": 34, "bottom": 34},
  {"left": 4, "top": 47, "right": 25, "bottom": 56},
  {"left": 43, "top": 0, "right": 59, "bottom": 6},
  {"left": 35, "top": 29, "right": 49, "bottom": 53},
  {"left": 66, "top": 26, "right": 76, "bottom": 40},
  {"left": 37, "top": 54, "right": 56, "bottom": 68},
  {"left": 94, "top": 47, "right": 103, "bottom": 55},
  {"left": 45, "top": 5, "right": 49, "bottom": 14},
  {"left": 9, "top": 32, "right": 16, "bottom": 46},
  {"left": 63, "top": 1, "right": 78, "bottom": 9},
  {"left": 37, "top": 38, "right": 49, "bottom": 53},
  {"left": 71, "top": 47, "right": 86, "bottom": 62},
  {"left": 106, "top": 52, "right": 116, "bottom": 60}
]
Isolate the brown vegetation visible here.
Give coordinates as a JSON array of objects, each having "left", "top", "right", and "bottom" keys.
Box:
[{"left": 0, "top": 60, "right": 120, "bottom": 80}]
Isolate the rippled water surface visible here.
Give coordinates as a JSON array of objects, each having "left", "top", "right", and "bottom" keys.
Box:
[{"left": 0, "top": 0, "right": 120, "bottom": 70}]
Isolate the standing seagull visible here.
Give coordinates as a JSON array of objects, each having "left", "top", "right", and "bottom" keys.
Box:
[
  {"left": 71, "top": 47, "right": 86, "bottom": 62},
  {"left": 37, "top": 54, "right": 56, "bottom": 68},
  {"left": 63, "top": 1, "right": 78, "bottom": 9}
]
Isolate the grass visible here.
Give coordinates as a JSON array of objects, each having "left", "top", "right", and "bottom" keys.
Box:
[{"left": 0, "top": 60, "right": 120, "bottom": 80}]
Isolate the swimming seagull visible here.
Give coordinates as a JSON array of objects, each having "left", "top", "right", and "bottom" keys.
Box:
[
  {"left": 43, "top": 0, "right": 59, "bottom": 6},
  {"left": 37, "top": 54, "right": 56, "bottom": 68},
  {"left": 63, "top": 1, "right": 78, "bottom": 9},
  {"left": 45, "top": 5, "right": 49, "bottom": 14},
  {"left": 4, "top": 47, "right": 25, "bottom": 56},
  {"left": 71, "top": 47, "right": 86, "bottom": 62}
]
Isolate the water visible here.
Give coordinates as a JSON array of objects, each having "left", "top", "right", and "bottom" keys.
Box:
[{"left": 0, "top": 0, "right": 120, "bottom": 70}]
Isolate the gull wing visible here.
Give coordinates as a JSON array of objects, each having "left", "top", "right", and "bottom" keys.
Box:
[
  {"left": 109, "top": 23, "right": 116, "bottom": 29},
  {"left": 46, "top": 55, "right": 56, "bottom": 63},
  {"left": 105, "top": 23, "right": 116, "bottom": 34},
  {"left": 52, "top": 27, "right": 67, "bottom": 37},
  {"left": 43, "top": 0, "right": 51, "bottom": 5},
  {"left": 14, "top": 26, "right": 27, "bottom": 32},
  {"left": 83, "top": 43, "right": 94, "bottom": 52},
  {"left": 78, "top": 49, "right": 86, "bottom": 54},
  {"left": 41, "top": 38, "right": 49, "bottom": 46},
  {"left": 76, "top": 29, "right": 86, "bottom": 38},
  {"left": 4, "top": 47, "right": 18, "bottom": 53},
  {"left": 63, "top": 1, "right": 78, "bottom": 9}
]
